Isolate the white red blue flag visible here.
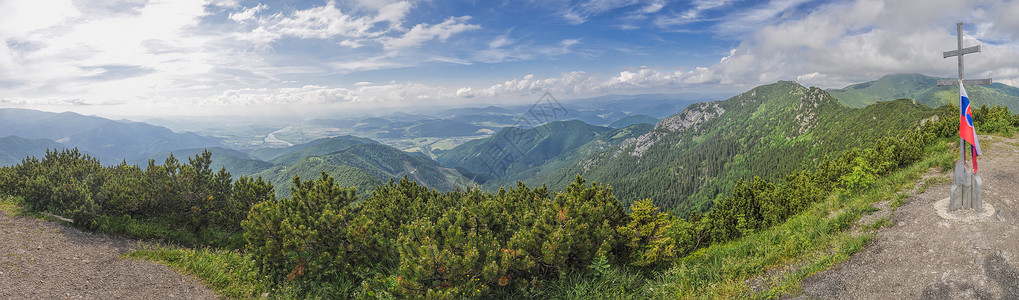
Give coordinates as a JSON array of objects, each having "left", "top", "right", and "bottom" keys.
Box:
[{"left": 959, "top": 83, "right": 981, "bottom": 172}]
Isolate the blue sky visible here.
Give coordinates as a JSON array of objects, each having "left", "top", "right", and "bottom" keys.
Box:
[{"left": 2, "top": 0, "right": 1019, "bottom": 117}]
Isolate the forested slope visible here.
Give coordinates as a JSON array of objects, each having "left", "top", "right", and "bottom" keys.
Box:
[
  {"left": 437, "top": 120, "right": 614, "bottom": 183},
  {"left": 528, "top": 81, "right": 947, "bottom": 213}
]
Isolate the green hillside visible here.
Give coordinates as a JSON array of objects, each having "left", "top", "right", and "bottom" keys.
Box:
[
  {"left": 828, "top": 73, "right": 1019, "bottom": 112},
  {"left": 527, "top": 81, "right": 947, "bottom": 213},
  {"left": 484, "top": 123, "right": 653, "bottom": 186},
  {"left": 437, "top": 120, "right": 613, "bottom": 183},
  {"left": 266, "top": 136, "right": 377, "bottom": 165},
  {"left": 406, "top": 119, "right": 486, "bottom": 137},
  {"left": 256, "top": 143, "right": 471, "bottom": 197},
  {"left": 608, "top": 114, "right": 659, "bottom": 128},
  {"left": 248, "top": 135, "right": 376, "bottom": 162}
]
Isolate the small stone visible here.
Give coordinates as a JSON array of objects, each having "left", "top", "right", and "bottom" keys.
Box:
[{"left": 996, "top": 210, "right": 1005, "bottom": 221}]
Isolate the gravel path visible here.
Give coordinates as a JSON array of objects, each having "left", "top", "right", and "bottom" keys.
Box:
[
  {"left": 0, "top": 211, "right": 218, "bottom": 299},
  {"left": 797, "top": 135, "right": 1019, "bottom": 299}
]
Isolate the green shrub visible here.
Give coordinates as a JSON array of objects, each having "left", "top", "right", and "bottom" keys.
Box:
[{"left": 242, "top": 172, "right": 359, "bottom": 287}]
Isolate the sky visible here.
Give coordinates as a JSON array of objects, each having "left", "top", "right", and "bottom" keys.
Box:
[{"left": 2, "top": 0, "right": 1019, "bottom": 118}]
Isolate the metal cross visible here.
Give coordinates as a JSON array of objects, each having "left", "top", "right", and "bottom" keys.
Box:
[{"left": 939, "top": 22, "right": 990, "bottom": 211}]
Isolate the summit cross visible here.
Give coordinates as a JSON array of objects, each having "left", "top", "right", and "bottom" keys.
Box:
[{"left": 939, "top": 22, "right": 990, "bottom": 211}]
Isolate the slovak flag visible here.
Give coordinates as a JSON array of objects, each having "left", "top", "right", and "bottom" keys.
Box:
[{"left": 959, "top": 83, "right": 982, "bottom": 172}]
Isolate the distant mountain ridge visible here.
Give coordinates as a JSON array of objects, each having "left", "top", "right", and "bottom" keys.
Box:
[
  {"left": 827, "top": 73, "right": 1019, "bottom": 112},
  {"left": 0, "top": 108, "right": 221, "bottom": 164}
]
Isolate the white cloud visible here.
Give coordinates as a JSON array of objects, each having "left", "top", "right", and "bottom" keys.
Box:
[
  {"left": 639, "top": 0, "right": 667, "bottom": 14},
  {"left": 562, "top": 0, "right": 671, "bottom": 25},
  {"left": 0, "top": 0, "right": 222, "bottom": 105},
  {"left": 228, "top": 3, "right": 266, "bottom": 23},
  {"left": 373, "top": 1, "right": 412, "bottom": 30},
  {"left": 340, "top": 39, "right": 364, "bottom": 48},
  {"left": 233, "top": 0, "right": 414, "bottom": 45},
  {"left": 469, "top": 68, "right": 704, "bottom": 99},
  {"left": 264, "top": 2, "right": 378, "bottom": 39},
  {"left": 200, "top": 82, "right": 454, "bottom": 107},
  {"left": 654, "top": 0, "right": 734, "bottom": 28},
  {"left": 382, "top": 16, "right": 480, "bottom": 51},
  {"left": 456, "top": 87, "right": 474, "bottom": 98},
  {"left": 0, "top": 0, "right": 79, "bottom": 38},
  {"left": 680, "top": 0, "right": 1019, "bottom": 89},
  {"left": 714, "top": 0, "right": 812, "bottom": 38}
]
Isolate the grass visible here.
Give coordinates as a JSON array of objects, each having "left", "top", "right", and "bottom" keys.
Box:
[
  {"left": 123, "top": 245, "right": 266, "bottom": 299},
  {"left": 88, "top": 215, "right": 245, "bottom": 249},
  {"left": 641, "top": 139, "right": 956, "bottom": 299},
  {"left": 0, "top": 195, "right": 26, "bottom": 215}
]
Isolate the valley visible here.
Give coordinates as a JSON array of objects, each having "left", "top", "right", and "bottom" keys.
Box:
[
  {"left": 2, "top": 73, "right": 1018, "bottom": 206},
  {"left": 5, "top": 2, "right": 1019, "bottom": 298},
  {"left": 2, "top": 74, "right": 1018, "bottom": 299}
]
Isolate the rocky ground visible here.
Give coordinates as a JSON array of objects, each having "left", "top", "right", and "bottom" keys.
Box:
[
  {"left": 797, "top": 134, "right": 1019, "bottom": 299},
  {"left": 0, "top": 211, "right": 217, "bottom": 299}
]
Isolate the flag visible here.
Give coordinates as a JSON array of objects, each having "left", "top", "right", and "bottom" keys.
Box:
[{"left": 959, "top": 83, "right": 982, "bottom": 172}]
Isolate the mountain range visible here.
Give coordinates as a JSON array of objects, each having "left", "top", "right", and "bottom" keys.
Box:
[
  {"left": 828, "top": 73, "right": 1019, "bottom": 112},
  {"left": 2, "top": 73, "right": 1016, "bottom": 211},
  {"left": 0, "top": 108, "right": 221, "bottom": 164},
  {"left": 439, "top": 81, "right": 949, "bottom": 213}
]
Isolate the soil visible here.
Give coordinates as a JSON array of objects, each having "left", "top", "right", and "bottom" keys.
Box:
[
  {"left": 0, "top": 211, "right": 218, "bottom": 299},
  {"left": 796, "top": 135, "right": 1019, "bottom": 299}
]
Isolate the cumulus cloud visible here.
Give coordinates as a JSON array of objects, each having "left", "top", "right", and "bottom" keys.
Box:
[
  {"left": 232, "top": 0, "right": 415, "bottom": 45},
  {"left": 456, "top": 87, "right": 474, "bottom": 98}
]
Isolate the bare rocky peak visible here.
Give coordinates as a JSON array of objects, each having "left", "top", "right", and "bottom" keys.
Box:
[
  {"left": 657, "top": 102, "right": 726, "bottom": 132},
  {"left": 794, "top": 87, "right": 832, "bottom": 134},
  {"left": 624, "top": 101, "right": 726, "bottom": 158}
]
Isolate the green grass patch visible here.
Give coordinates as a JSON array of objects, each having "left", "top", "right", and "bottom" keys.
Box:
[
  {"left": 123, "top": 245, "right": 266, "bottom": 299},
  {"left": 90, "top": 215, "right": 244, "bottom": 249},
  {"left": 543, "top": 267, "right": 653, "bottom": 300},
  {"left": 0, "top": 195, "right": 26, "bottom": 215}
]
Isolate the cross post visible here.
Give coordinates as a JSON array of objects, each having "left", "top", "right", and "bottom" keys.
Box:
[{"left": 939, "top": 22, "right": 991, "bottom": 211}]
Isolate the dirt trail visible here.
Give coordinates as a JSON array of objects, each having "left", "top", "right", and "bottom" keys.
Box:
[
  {"left": 797, "top": 135, "right": 1019, "bottom": 299},
  {"left": 0, "top": 211, "right": 218, "bottom": 299}
]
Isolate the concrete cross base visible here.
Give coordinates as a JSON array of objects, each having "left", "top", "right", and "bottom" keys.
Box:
[
  {"left": 934, "top": 197, "right": 994, "bottom": 223},
  {"left": 949, "top": 161, "right": 983, "bottom": 212}
]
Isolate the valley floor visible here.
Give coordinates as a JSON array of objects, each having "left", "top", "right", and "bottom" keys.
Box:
[
  {"left": 0, "top": 210, "right": 217, "bottom": 299},
  {"left": 797, "top": 134, "right": 1019, "bottom": 299}
]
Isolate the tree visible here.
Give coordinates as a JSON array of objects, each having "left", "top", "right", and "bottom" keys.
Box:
[{"left": 618, "top": 199, "right": 676, "bottom": 267}]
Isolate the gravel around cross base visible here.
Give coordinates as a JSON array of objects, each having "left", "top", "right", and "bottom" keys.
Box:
[
  {"left": 797, "top": 134, "right": 1019, "bottom": 299},
  {"left": 0, "top": 211, "right": 218, "bottom": 299}
]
